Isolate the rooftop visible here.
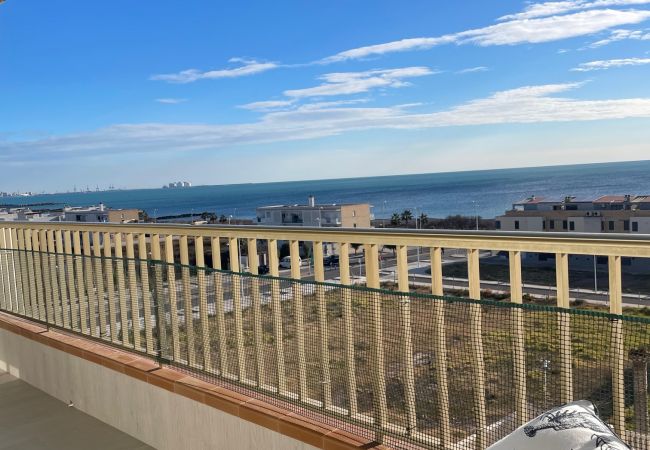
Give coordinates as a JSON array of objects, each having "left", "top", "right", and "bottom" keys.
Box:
[
  {"left": 514, "top": 195, "right": 593, "bottom": 204},
  {"left": 593, "top": 195, "right": 629, "bottom": 203},
  {"left": 258, "top": 195, "right": 368, "bottom": 210},
  {"left": 515, "top": 194, "right": 650, "bottom": 205},
  {"left": 257, "top": 203, "right": 365, "bottom": 210}
]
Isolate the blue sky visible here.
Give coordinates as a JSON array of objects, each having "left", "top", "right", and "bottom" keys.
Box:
[{"left": 1, "top": 0, "right": 650, "bottom": 192}]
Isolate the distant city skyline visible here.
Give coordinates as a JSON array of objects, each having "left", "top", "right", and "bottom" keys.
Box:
[{"left": 2, "top": 1, "right": 650, "bottom": 191}]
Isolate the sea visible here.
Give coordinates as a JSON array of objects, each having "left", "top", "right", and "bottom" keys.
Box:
[{"left": 2, "top": 160, "right": 650, "bottom": 220}]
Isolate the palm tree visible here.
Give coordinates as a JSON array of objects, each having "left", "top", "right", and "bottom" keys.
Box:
[
  {"left": 400, "top": 209, "right": 413, "bottom": 224},
  {"left": 201, "top": 212, "right": 217, "bottom": 222},
  {"left": 390, "top": 213, "right": 401, "bottom": 226},
  {"left": 419, "top": 212, "right": 429, "bottom": 227}
]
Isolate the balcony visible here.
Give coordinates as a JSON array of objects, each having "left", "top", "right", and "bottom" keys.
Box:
[{"left": 1, "top": 223, "right": 650, "bottom": 449}]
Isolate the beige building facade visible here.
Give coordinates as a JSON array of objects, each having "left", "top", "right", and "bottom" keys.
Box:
[
  {"left": 495, "top": 195, "right": 650, "bottom": 272},
  {"left": 496, "top": 195, "right": 650, "bottom": 234},
  {"left": 256, "top": 196, "right": 371, "bottom": 228},
  {"left": 63, "top": 204, "right": 140, "bottom": 223}
]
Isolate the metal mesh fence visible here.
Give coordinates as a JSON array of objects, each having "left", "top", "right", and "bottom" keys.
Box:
[{"left": 1, "top": 247, "right": 650, "bottom": 448}]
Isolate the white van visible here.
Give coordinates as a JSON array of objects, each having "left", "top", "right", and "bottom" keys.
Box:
[{"left": 279, "top": 256, "right": 301, "bottom": 269}]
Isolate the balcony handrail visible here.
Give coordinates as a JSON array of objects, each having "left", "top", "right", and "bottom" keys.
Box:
[
  {"left": 2, "top": 222, "right": 650, "bottom": 448},
  {"left": 1, "top": 245, "right": 649, "bottom": 322},
  {"left": 4, "top": 221, "right": 650, "bottom": 256}
]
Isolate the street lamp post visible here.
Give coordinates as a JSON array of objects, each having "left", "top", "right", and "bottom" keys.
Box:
[
  {"left": 542, "top": 359, "right": 550, "bottom": 407},
  {"left": 472, "top": 200, "right": 479, "bottom": 230}
]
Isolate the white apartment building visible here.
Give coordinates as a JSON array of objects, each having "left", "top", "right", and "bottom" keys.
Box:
[
  {"left": 0, "top": 208, "right": 64, "bottom": 222},
  {"left": 256, "top": 196, "right": 371, "bottom": 228},
  {"left": 63, "top": 203, "right": 140, "bottom": 223},
  {"left": 494, "top": 195, "right": 650, "bottom": 272},
  {"left": 497, "top": 195, "right": 650, "bottom": 234},
  {"left": 1, "top": 204, "right": 141, "bottom": 224}
]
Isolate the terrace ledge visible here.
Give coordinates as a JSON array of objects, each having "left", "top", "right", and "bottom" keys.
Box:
[{"left": 0, "top": 312, "right": 387, "bottom": 450}]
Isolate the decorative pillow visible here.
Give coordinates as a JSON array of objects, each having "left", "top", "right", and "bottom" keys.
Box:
[{"left": 487, "top": 400, "right": 630, "bottom": 449}]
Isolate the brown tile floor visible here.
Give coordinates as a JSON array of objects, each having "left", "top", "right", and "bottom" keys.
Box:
[{"left": 0, "top": 370, "right": 152, "bottom": 450}]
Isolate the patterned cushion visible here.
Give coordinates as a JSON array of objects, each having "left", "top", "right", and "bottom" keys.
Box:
[{"left": 487, "top": 400, "right": 630, "bottom": 449}]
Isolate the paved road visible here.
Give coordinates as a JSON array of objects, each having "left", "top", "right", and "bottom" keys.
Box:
[
  {"left": 401, "top": 273, "right": 650, "bottom": 307},
  {"left": 291, "top": 249, "right": 650, "bottom": 308},
  {"left": 293, "top": 247, "right": 470, "bottom": 282}
]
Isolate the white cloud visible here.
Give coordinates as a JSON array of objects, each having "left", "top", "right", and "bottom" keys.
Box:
[
  {"left": 238, "top": 100, "right": 295, "bottom": 111},
  {"left": 284, "top": 67, "right": 435, "bottom": 98},
  {"left": 4, "top": 83, "right": 650, "bottom": 162},
  {"left": 323, "top": 8, "right": 650, "bottom": 62},
  {"left": 457, "top": 66, "right": 489, "bottom": 74},
  {"left": 321, "top": 37, "right": 456, "bottom": 63},
  {"left": 151, "top": 58, "right": 278, "bottom": 83},
  {"left": 588, "top": 27, "right": 650, "bottom": 46},
  {"left": 457, "top": 9, "right": 650, "bottom": 45},
  {"left": 295, "top": 99, "right": 371, "bottom": 110},
  {"left": 499, "top": 0, "right": 650, "bottom": 21},
  {"left": 155, "top": 98, "right": 188, "bottom": 104},
  {"left": 572, "top": 56, "right": 650, "bottom": 70},
  {"left": 238, "top": 99, "right": 372, "bottom": 112}
]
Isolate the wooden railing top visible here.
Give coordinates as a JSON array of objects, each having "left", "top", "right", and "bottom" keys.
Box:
[{"left": 4, "top": 221, "right": 650, "bottom": 256}]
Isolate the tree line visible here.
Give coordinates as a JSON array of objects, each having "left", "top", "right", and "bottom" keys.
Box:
[{"left": 385, "top": 210, "right": 495, "bottom": 230}]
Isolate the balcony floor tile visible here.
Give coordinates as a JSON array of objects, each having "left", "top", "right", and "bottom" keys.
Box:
[{"left": 0, "top": 370, "right": 152, "bottom": 450}]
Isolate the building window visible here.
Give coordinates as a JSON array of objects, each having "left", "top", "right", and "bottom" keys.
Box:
[
  {"left": 624, "top": 220, "right": 630, "bottom": 231},
  {"left": 633, "top": 222, "right": 639, "bottom": 232},
  {"left": 549, "top": 220, "right": 555, "bottom": 230},
  {"left": 495, "top": 220, "right": 501, "bottom": 229},
  {"left": 76, "top": 215, "right": 82, "bottom": 221},
  {"left": 601, "top": 222, "right": 605, "bottom": 231},
  {"left": 542, "top": 220, "right": 546, "bottom": 229},
  {"left": 609, "top": 221, "right": 615, "bottom": 231},
  {"left": 569, "top": 221, "right": 575, "bottom": 231},
  {"left": 514, "top": 220, "right": 520, "bottom": 230},
  {"left": 563, "top": 220, "right": 568, "bottom": 229}
]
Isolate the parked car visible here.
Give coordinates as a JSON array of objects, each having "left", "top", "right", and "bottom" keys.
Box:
[
  {"left": 324, "top": 255, "right": 339, "bottom": 267},
  {"left": 279, "top": 256, "right": 300, "bottom": 269}
]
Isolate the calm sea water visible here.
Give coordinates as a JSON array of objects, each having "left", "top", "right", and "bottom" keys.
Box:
[{"left": 3, "top": 161, "right": 650, "bottom": 219}]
